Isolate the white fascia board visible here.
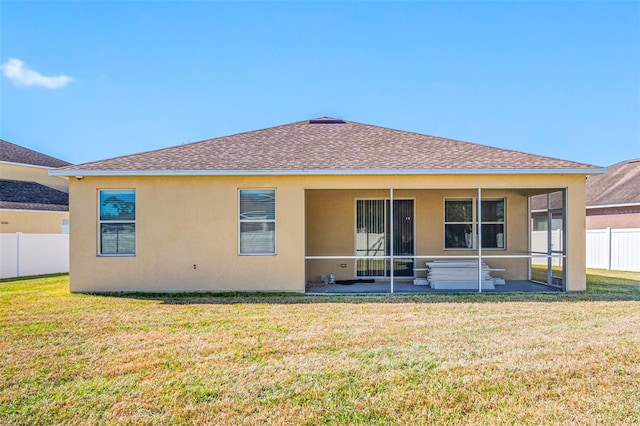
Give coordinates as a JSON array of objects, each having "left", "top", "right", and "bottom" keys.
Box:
[
  {"left": 0, "top": 208, "right": 68, "bottom": 214},
  {"left": 50, "top": 167, "right": 607, "bottom": 177},
  {"left": 1, "top": 160, "right": 53, "bottom": 170},
  {"left": 587, "top": 202, "right": 640, "bottom": 209}
]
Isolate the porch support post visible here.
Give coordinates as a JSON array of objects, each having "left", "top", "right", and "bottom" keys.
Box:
[
  {"left": 562, "top": 187, "right": 568, "bottom": 291},
  {"left": 390, "top": 187, "right": 394, "bottom": 294},
  {"left": 477, "top": 187, "right": 482, "bottom": 293},
  {"left": 527, "top": 196, "right": 532, "bottom": 281},
  {"left": 546, "top": 193, "right": 553, "bottom": 286}
]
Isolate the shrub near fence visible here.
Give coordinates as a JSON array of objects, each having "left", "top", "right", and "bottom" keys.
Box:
[{"left": 0, "top": 233, "right": 69, "bottom": 279}]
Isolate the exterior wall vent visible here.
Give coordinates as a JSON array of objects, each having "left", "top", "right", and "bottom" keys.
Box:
[{"left": 309, "top": 118, "right": 346, "bottom": 124}]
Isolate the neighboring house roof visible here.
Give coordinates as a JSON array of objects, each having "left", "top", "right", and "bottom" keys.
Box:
[
  {"left": 0, "top": 179, "right": 69, "bottom": 212},
  {"left": 529, "top": 191, "right": 565, "bottom": 211},
  {"left": 52, "top": 117, "right": 603, "bottom": 176},
  {"left": 0, "top": 139, "right": 71, "bottom": 168},
  {"left": 586, "top": 158, "right": 640, "bottom": 207}
]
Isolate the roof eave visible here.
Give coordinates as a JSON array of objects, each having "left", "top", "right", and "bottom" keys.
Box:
[
  {"left": 587, "top": 202, "right": 640, "bottom": 209},
  {"left": 2, "top": 160, "right": 61, "bottom": 170},
  {"left": 50, "top": 167, "right": 607, "bottom": 177},
  {"left": 0, "top": 207, "right": 69, "bottom": 214}
]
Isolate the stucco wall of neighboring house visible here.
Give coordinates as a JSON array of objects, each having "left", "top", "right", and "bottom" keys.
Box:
[
  {"left": 1, "top": 163, "right": 69, "bottom": 192},
  {"left": 0, "top": 210, "right": 69, "bottom": 234},
  {"left": 67, "top": 173, "right": 588, "bottom": 292},
  {"left": 586, "top": 206, "right": 640, "bottom": 229}
]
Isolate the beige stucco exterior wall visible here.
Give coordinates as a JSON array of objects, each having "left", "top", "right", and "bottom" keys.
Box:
[
  {"left": 69, "top": 176, "right": 305, "bottom": 292},
  {"left": 1, "top": 163, "right": 69, "bottom": 192},
  {"left": 0, "top": 210, "right": 68, "bottom": 234},
  {"left": 68, "top": 173, "right": 588, "bottom": 292}
]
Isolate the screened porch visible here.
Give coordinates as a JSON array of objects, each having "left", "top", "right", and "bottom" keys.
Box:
[{"left": 304, "top": 187, "right": 568, "bottom": 293}]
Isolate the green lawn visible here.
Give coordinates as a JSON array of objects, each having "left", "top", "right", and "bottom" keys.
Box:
[{"left": 1, "top": 271, "right": 639, "bottom": 425}]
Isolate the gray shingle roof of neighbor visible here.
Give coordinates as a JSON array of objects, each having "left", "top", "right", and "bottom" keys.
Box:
[
  {"left": 0, "top": 179, "right": 69, "bottom": 212},
  {"left": 55, "top": 117, "right": 602, "bottom": 174},
  {"left": 0, "top": 139, "right": 71, "bottom": 168},
  {"left": 586, "top": 158, "right": 640, "bottom": 206}
]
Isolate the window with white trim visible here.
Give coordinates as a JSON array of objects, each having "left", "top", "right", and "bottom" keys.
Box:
[
  {"left": 99, "top": 189, "right": 136, "bottom": 255},
  {"left": 239, "top": 189, "right": 276, "bottom": 255},
  {"left": 444, "top": 198, "right": 505, "bottom": 249}
]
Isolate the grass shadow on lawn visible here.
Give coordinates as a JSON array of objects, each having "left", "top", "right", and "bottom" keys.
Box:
[{"left": 0, "top": 272, "right": 68, "bottom": 283}]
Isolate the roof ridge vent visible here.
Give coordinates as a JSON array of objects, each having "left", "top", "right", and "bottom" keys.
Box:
[{"left": 309, "top": 117, "right": 346, "bottom": 124}]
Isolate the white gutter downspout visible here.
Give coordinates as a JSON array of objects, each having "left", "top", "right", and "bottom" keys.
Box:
[
  {"left": 477, "top": 188, "right": 482, "bottom": 293},
  {"left": 390, "top": 188, "right": 394, "bottom": 294}
]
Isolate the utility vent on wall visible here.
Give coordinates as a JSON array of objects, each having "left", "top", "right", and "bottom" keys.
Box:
[{"left": 309, "top": 118, "right": 346, "bottom": 124}]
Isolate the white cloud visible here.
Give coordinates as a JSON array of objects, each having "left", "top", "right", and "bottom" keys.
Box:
[{"left": 1, "top": 58, "right": 73, "bottom": 89}]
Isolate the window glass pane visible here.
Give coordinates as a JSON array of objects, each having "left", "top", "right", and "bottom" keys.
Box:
[
  {"left": 100, "top": 223, "right": 136, "bottom": 254},
  {"left": 62, "top": 219, "right": 69, "bottom": 234},
  {"left": 100, "top": 190, "right": 136, "bottom": 221},
  {"left": 445, "top": 224, "right": 474, "bottom": 249},
  {"left": 533, "top": 216, "right": 548, "bottom": 231},
  {"left": 240, "top": 222, "right": 275, "bottom": 254},
  {"left": 445, "top": 200, "right": 472, "bottom": 222},
  {"left": 481, "top": 224, "right": 504, "bottom": 248},
  {"left": 481, "top": 199, "right": 504, "bottom": 222},
  {"left": 240, "top": 190, "right": 275, "bottom": 220}
]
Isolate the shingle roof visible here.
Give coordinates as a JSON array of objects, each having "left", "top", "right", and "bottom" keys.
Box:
[
  {"left": 0, "top": 179, "right": 69, "bottom": 212},
  {"left": 0, "top": 139, "right": 70, "bottom": 168},
  {"left": 56, "top": 118, "right": 600, "bottom": 174},
  {"left": 586, "top": 159, "right": 640, "bottom": 206}
]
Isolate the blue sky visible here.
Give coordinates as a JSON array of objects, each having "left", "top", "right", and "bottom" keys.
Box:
[{"left": 1, "top": 1, "right": 638, "bottom": 167}]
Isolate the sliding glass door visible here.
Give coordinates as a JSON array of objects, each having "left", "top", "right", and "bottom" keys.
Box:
[{"left": 356, "top": 199, "right": 414, "bottom": 278}]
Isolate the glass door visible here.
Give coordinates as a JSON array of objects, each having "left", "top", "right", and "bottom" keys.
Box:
[
  {"left": 388, "top": 199, "right": 414, "bottom": 277},
  {"left": 356, "top": 200, "right": 386, "bottom": 277},
  {"left": 356, "top": 199, "right": 414, "bottom": 278}
]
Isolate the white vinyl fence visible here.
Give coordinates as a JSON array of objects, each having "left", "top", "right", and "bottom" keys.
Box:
[
  {"left": 532, "top": 228, "right": 639, "bottom": 272},
  {"left": 586, "top": 228, "right": 640, "bottom": 272},
  {"left": 0, "top": 233, "right": 69, "bottom": 279},
  {"left": 530, "top": 229, "right": 564, "bottom": 266}
]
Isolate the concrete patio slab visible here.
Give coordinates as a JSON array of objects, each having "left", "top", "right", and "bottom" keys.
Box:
[{"left": 306, "top": 280, "right": 560, "bottom": 294}]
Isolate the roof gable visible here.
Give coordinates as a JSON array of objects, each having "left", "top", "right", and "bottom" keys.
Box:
[
  {"left": 0, "top": 139, "right": 71, "bottom": 168},
  {"left": 54, "top": 118, "right": 601, "bottom": 175}
]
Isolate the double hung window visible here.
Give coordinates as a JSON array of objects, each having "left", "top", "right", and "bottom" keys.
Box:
[
  {"left": 444, "top": 198, "right": 505, "bottom": 249},
  {"left": 99, "top": 189, "right": 136, "bottom": 255},
  {"left": 239, "top": 189, "right": 276, "bottom": 255}
]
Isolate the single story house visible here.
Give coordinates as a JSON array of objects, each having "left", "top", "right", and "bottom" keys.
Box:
[
  {"left": 1, "top": 139, "right": 70, "bottom": 234},
  {"left": 50, "top": 118, "right": 604, "bottom": 293}
]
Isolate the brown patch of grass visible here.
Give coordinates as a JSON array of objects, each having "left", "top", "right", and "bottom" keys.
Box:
[{"left": 1, "top": 274, "right": 639, "bottom": 424}]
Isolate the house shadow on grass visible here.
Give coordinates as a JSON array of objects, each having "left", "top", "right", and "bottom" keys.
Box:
[
  {"left": 74, "top": 271, "right": 640, "bottom": 305},
  {"left": 90, "top": 284, "right": 640, "bottom": 306}
]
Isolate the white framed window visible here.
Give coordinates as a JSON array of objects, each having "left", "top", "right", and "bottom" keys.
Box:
[
  {"left": 444, "top": 198, "right": 505, "bottom": 249},
  {"left": 99, "top": 189, "right": 136, "bottom": 256},
  {"left": 239, "top": 189, "right": 276, "bottom": 255}
]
